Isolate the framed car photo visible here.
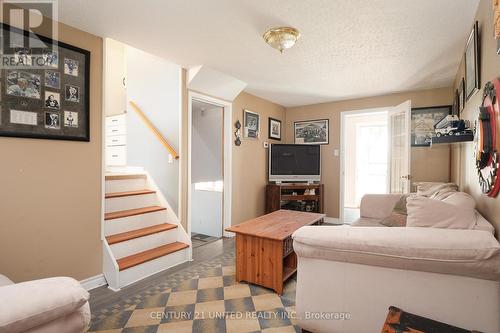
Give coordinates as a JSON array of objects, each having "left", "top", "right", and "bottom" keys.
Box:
[{"left": 294, "top": 119, "right": 329, "bottom": 145}]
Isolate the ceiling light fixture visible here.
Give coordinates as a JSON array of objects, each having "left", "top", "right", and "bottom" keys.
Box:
[{"left": 263, "top": 26, "right": 300, "bottom": 53}]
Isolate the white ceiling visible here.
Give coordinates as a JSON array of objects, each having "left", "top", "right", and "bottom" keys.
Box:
[{"left": 57, "top": 0, "right": 479, "bottom": 107}]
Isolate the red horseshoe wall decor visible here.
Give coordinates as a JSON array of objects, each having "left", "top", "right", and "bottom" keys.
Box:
[{"left": 476, "top": 78, "right": 500, "bottom": 197}]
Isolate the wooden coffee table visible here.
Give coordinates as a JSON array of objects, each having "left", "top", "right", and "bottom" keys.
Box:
[{"left": 225, "top": 210, "right": 325, "bottom": 294}]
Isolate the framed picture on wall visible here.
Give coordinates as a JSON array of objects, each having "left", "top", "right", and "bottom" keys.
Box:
[
  {"left": 411, "top": 106, "right": 451, "bottom": 147},
  {"left": 458, "top": 78, "right": 465, "bottom": 113},
  {"left": 294, "top": 119, "right": 329, "bottom": 145},
  {"left": 243, "top": 109, "right": 260, "bottom": 139},
  {"left": 452, "top": 89, "right": 460, "bottom": 116},
  {"left": 268, "top": 117, "right": 281, "bottom": 140},
  {"left": 0, "top": 23, "right": 90, "bottom": 141},
  {"left": 465, "top": 21, "right": 480, "bottom": 101}
]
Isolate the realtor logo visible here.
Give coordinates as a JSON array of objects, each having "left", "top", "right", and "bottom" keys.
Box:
[{"left": 0, "top": 0, "right": 58, "bottom": 69}]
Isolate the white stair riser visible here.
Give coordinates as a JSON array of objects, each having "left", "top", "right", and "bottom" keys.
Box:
[
  {"left": 110, "top": 230, "right": 178, "bottom": 259},
  {"left": 105, "top": 178, "right": 147, "bottom": 193},
  {"left": 118, "top": 248, "right": 190, "bottom": 288},
  {"left": 105, "top": 210, "right": 168, "bottom": 236},
  {"left": 105, "top": 193, "right": 159, "bottom": 213}
]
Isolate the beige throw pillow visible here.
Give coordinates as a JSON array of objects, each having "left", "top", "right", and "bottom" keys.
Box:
[
  {"left": 415, "top": 182, "right": 458, "bottom": 197},
  {"left": 406, "top": 195, "right": 476, "bottom": 229},
  {"left": 380, "top": 194, "right": 410, "bottom": 227}
]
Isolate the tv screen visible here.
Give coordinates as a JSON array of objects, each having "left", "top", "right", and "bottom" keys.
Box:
[{"left": 269, "top": 144, "right": 321, "bottom": 182}]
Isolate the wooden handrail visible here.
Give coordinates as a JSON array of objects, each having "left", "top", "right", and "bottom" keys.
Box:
[{"left": 129, "top": 101, "right": 179, "bottom": 160}]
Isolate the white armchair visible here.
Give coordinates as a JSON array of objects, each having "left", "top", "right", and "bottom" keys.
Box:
[{"left": 0, "top": 274, "right": 90, "bottom": 333}]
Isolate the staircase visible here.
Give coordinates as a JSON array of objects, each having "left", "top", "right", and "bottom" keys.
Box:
[{"left": 103, "top": 172, "right": 191, "bottom": 290}]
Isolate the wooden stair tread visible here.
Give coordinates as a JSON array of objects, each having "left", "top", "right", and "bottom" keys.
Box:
[
  {"left": 105, "top": 189, "right": 156, "bottom": 199},
  {"left": 106, "top": 223, "right": 177, "bottom": 245},
  {"left": 105, "top": 206, "right": 166, "bottom": 220},
  {"left": 117, "top": 242, "right": 190, "bottom": 271},
  {"left": 105, "top": 174, "right": 147, "bottom": 181}
]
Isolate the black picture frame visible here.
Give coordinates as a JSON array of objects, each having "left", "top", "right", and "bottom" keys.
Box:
[
  {"left": 465, "top": 21, "right": 480, "bottom": 101},
  {"left": 0, "top": 23, "right": 90, "bottom": 142},
  {"left": 294, "top": 118, "right": 329, "bottom": 145},
  {"left": 268, "top": 117, "right": 281, "bottom": 140},
  {"left": 459, "top": 78, "right": 465, "bottom": 113},
  {"left": 411, "top": 106, "right": 452, "bottom": 147},
  {"left": 452, "top": 89, "right": 460, "bottom": 117}
]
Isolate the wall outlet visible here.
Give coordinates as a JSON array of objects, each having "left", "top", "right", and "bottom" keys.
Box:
[
  {"left": 263, "top": 141, "right": 269, "bottom": 148},
  {"left": 168, "top": 154, "right": 174, "bottom": 164}
]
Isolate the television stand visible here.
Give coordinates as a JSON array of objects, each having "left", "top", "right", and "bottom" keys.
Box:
[{"left": 265, "top": 183, "right": 324, "bottom": 214}]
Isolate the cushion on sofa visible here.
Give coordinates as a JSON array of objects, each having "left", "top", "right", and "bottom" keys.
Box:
[
  {"left": 0, "top": 277, "right": 89, "bottom": 333},
  {"left": 292, "top": 226, "right": 500, "bottom": 281},
  {"left": 406, "top": 195, "right": 476, "bottom": 229},
  {"left": 415, "top": 182, "right": 458, "bottom": 198},
  {"left": 380, "top": 194, "right": 410, "bottom": 227},
  {"left": 24, "top": 302, "right": 90, "bottom": 333},
  {"left": 0, "top": 274, "right": 13, "bottom": 287}
]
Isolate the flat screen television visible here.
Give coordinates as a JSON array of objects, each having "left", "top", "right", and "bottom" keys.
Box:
[{"left": 269, "top": 144, "right": 321, "bottom": 182}]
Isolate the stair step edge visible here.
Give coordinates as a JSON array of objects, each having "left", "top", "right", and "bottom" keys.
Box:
[
  {"left": 105, "top": 189, "right": 156, "bottom": 199},
  {"left": 106, "top": 223, "right": 178, "bottom": 245},
  {"left": 105, "top": 174, "right": 147, "bottom": 181},
  {"left": 105, "top": 206, "right": 166, "bottom": 220},
  {"left": 117, "top": 242, "right": 190, "bottom": 271}
]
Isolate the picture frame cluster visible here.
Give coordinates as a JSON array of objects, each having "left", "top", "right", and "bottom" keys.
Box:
[{"left": 0, "top": 23, "right": 90, "bottom": 141}]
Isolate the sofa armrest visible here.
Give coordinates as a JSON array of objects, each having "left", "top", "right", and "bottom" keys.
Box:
[
  {"left": 359, "top": 194, "right": 402, "bottom": 219},
  {"left": 292, "top": 226, "right": 500, "bottom": 280},
  {"left": 0, "top": 277, "right": 89, "bottom": 333}
]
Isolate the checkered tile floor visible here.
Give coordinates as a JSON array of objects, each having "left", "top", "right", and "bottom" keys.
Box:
[{"left": 89, "top": 248, "right": 299, "bottom": 333}]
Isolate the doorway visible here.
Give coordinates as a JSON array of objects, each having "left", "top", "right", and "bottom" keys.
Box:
[
  {"left": 340, "top": 101, "right": 411, "bottom": 223},
  {"left": 188, "top": 93, "right": 232, "bottom": 253},
  {"left": 190, "top": 99, "right": 224, "bottom": 247},
  {"left": 341, "top": 109, "right": 389, "bottom": 222}
]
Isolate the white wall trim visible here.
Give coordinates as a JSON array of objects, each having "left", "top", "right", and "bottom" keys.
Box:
[
  {"left": 80, "top": 274, "right": 107, "bottom": 291},
  {"left": 339, "top": 107, "right": 391, "bottom": 221},
  {"left": 187, "top": 91, "right": 232, "bottom": 240}
]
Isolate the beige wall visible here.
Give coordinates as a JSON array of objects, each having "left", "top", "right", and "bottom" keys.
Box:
[
  {"left": 451, "top": 0, "right": 500, "bottom": 234},
  {"left": 0, "top": 21, "right": 103, "bottom": 282},
  {"left": 231, "top": 92, "right": 286, "bottom": 225},
  {"left": 285, "top": 88, "right": 452, "bottom": 218}
]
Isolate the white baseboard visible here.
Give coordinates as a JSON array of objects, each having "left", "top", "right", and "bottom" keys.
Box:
[
  {"left": 80, "top": 274, "right": 107, "bottom": 291},
  {"left": 324, "top": 216, "right": 343, "bottom": 225}
]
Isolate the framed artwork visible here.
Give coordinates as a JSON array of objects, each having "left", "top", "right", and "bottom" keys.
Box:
[
  {"left": 465, "top": 21, "right": 479, "bottom": 101},
  {"left": 294, "top": 119, "right": 329, "bottom": 145},
  {"left": 411, "top": 106, "right": 451, "bottom": 147},
  {"left": 452, "top": 89, "right": 460, "bottom": 116},
  {"left": 458, "top": 78, "right": 465, "bottom": 113},
  {"left": 0, "top": 23, "right": 90, "bottom": 141},
  {"left": 268, "top": 117, "right": 281, "bottom": 140},
  {"left": 243, "top": 109, "right": 260, "bottom": 139}
]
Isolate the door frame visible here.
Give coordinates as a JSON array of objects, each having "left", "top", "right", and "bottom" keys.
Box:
[
  {"left": 339, "top": 107, "right": 390, "bottom": 221},
  {"left": 187, "top": 91, "right": 233, "bottom": 240}
]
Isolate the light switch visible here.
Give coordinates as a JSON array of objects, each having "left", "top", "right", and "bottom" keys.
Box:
[
  {"left": 168, "top": 154, "right": 174, "bottom": 164},
  {"left": 263, "top": 141, "right": 269, "bottom": 148},
  {"left": 334, "top": 149, "right": 340, "bottom": 157}
]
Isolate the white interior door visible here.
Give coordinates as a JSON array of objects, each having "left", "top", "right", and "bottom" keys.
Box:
[{"left": 388, "top": 100, "right": 411, "bottom": 193}]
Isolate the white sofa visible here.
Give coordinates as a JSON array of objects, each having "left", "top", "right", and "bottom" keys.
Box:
[
  {"left": 293, "top": 194, "right": 500, "bottom": 333},
  {"left": 0, "top": 274, "right": 90, "bottom": 333}
]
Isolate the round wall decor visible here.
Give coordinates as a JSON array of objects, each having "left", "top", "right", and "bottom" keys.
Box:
[{"left": 476, "top": 78, "right": 500, "bottom": 197}]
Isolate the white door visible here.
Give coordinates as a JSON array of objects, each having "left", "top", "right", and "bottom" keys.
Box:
[{"left": 388, "top": 100, "right": 411, "bottom": 193}]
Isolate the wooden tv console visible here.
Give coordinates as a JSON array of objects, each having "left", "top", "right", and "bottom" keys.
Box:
[
  {"left": 266, "top": 183, "right": 324, "bottom": 214},
  {"left": 226, "top": 210, "right": 325, "bottom": 294}
]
